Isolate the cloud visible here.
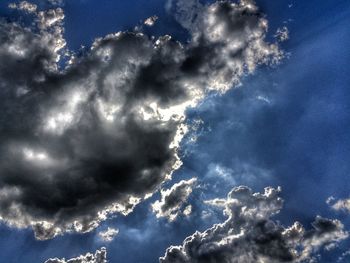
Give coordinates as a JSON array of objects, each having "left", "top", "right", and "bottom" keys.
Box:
[
  {"left": 0, "top": 0, "right": 282, "bottom": 239},
  {"left": 327, "top": 196, "right": 350, "bottom": 213},
  {"left": 47, "top": 0, "right": 64, "bottom": 6},
  {"left": 166, "top": 0, "right": 204, "bottom": 31},
  {"left": 44, "top": 248, "right": 107, "bottom": 263},
  {"left": 8, "top": 1, "right": 37, "bottom": 13},
  {"left": 144, "top": 16, "right": 158, "bottom": 27},
  {"left": 152, "top": 178, "right": 197, "bottom": 221},
  {"left": 160, "top": 186, "right": 348, "bottom": 263},
  {"left": 275, "top": 26, "right": 289, "bottom": 42},
  {"left": 98, "top": 227, "right": 119, "bottom": 242}
]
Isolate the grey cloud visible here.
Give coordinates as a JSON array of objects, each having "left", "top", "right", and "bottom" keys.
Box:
[
  {"left": 152, "top": 178, "right": 197, "bottom": 221},
  {"left": 166, "top": 0, "right": 204, "bottom": 32},
  {"left": 44, "top": 248, "right": 107, "bottom": 263},
  {"left": 160, "top": 186, "right": 348, "bottom": 263},
  {"left": 0, "top": 0, "right": 282, "bottom": 239}
]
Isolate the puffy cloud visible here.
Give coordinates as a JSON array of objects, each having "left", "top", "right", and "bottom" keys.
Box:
[
  {"left": 183, "top": 205, "right": 192, "bottom": 217},
  {"left": 44, "top": 248, "right": 107, "bottom": 263},
  {"left": 0, "top": 1, "right": 282, "bottom": 239},
  {"left": 327, "top": 196, "right": 350, "bottom": 213},
  {"left": 160, "top": 186, "right": 348, "bottom": 263},
  {"left": 144, "top": 16, "right": 158, "bottom": 27},
  {"left": 152, "top": 178, "right": 197, "bottom": 221},
  {"left": 98, "top": 227, "right": 119, "bottom": 242},
  {"left": 275, "top": 26, "right": 289, "bottom": 42},
  {"left": 37, "top": 7, "right": 65, "bottom": 29},
  {"left": 8, "top": 1, "right": 37, "bottom": 13}
]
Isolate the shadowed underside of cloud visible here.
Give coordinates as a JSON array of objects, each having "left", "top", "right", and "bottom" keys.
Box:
[
  {"left": 160, "top": 186, "right": 348, "bottom": 263},
  {"left": 44, "top": 248, "right": 107, "bottom": 263},
  {"left": 0, "top": 0, "right": 282, "bottom": 239}
]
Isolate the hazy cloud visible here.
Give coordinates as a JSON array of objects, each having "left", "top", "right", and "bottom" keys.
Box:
[{"left": 160, "top": 186, "right": 348, "bottom": 262}]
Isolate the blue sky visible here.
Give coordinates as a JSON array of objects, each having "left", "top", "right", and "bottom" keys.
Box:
[{"left": 0, "top": 0, "right": 349, "bottom": 262}]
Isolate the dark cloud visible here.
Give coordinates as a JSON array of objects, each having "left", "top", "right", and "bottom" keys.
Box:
[
  {"left": 44, "top": 248, "right": 107, "bottom": 263},
  {"left": 152, "top": 178, "right": 197, "bottom": 221},
  {"left": 160, "top": 186, "right": 348, "bottom": 263},
  {"left": 0, "top": 0, "right": 282, "bottom": 239}
]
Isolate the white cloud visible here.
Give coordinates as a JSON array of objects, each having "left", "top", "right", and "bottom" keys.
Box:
[
  {"left": 275, "top": 26, "right": 289, "bottom": 42},
  {"left": 8, "top": 1, "right": 37, "bottom": 13},
  {"left": 144, "top": 16, "right": 158, "bottom": 26},
  {"left": 98, "top": 227, "right": 119, "bottom": 242},
  {"left": 44, "top": 248, "right": 107, "bottom": 263},
  {"left": 327, "top": 196, "right": 350, "bottom": 213},
  {"left": 152, "top": 178, "right": 197, "bottom": 221}
]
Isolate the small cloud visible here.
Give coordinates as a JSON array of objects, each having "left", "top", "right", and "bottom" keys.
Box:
[
  {"left": 48, "top": 0, "right": 64, "bottom": 6},
  {"left": 44, "top": 248, "right": 107, "bottom": 263},
  {"left": 183, "top": 205, "right": 192, "bottom": 217},
  {"left": 256, "top": 95, "right": 272, "bottom": 104},
  {"left": 151, "top": 178, "right": 197, "bottom": 221},
  {"left": 144, "top": 15, "right": 158, "bottom": 26},
  {"left": 8, "top": 1, "right": 37, "bottom": 13},
  {"left": 98, "top": 227, "right": 119, "bottom": 242},
  {"left": 275, "top": 26, "right": 289, "bottom": 42},
  {"left": 327, "top": 196, "right": 350, "bottom": 213}
]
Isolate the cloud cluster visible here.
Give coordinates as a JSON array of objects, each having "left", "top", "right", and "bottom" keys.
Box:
[
  {"left": 160, "top": 186, "right": 348, "bottom": 263},
  {"left": 44, "top": 248, "right": 107, "bottom": 263},
  {"left": 152, "top": 178, "right": 197, "bottom": 221},
  {"left": 0, "top": 0, "right": 282, "bottom": 239}
]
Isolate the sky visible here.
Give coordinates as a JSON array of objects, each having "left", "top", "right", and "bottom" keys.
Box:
[{"left": 0, "top": 0, "right": 349, "bottom": 262}]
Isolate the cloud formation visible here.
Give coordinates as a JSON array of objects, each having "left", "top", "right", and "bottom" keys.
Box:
[
  {"left": 327, "top": 196, "right": 350, "bottom": 214},
  {"left": 144, "top": 16, "right": 158, "bottom": 27},
  {"left": 44, "top": 248, "right": 107, "bottom": 263},
  {"left": 152, "top": 178, "right": 197, "bottom": 221},
  {"left": 160, "top": 186, "right": 348, "bottom": 263},
  {"left": 98, "top": 227, "right": 119, "bottom": 242},
  {"left": 275, "top": 26, "right": 289, "bottom": 42},
  {"left": 0, "top": 0, "right": 282, "bottom": 239}
]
